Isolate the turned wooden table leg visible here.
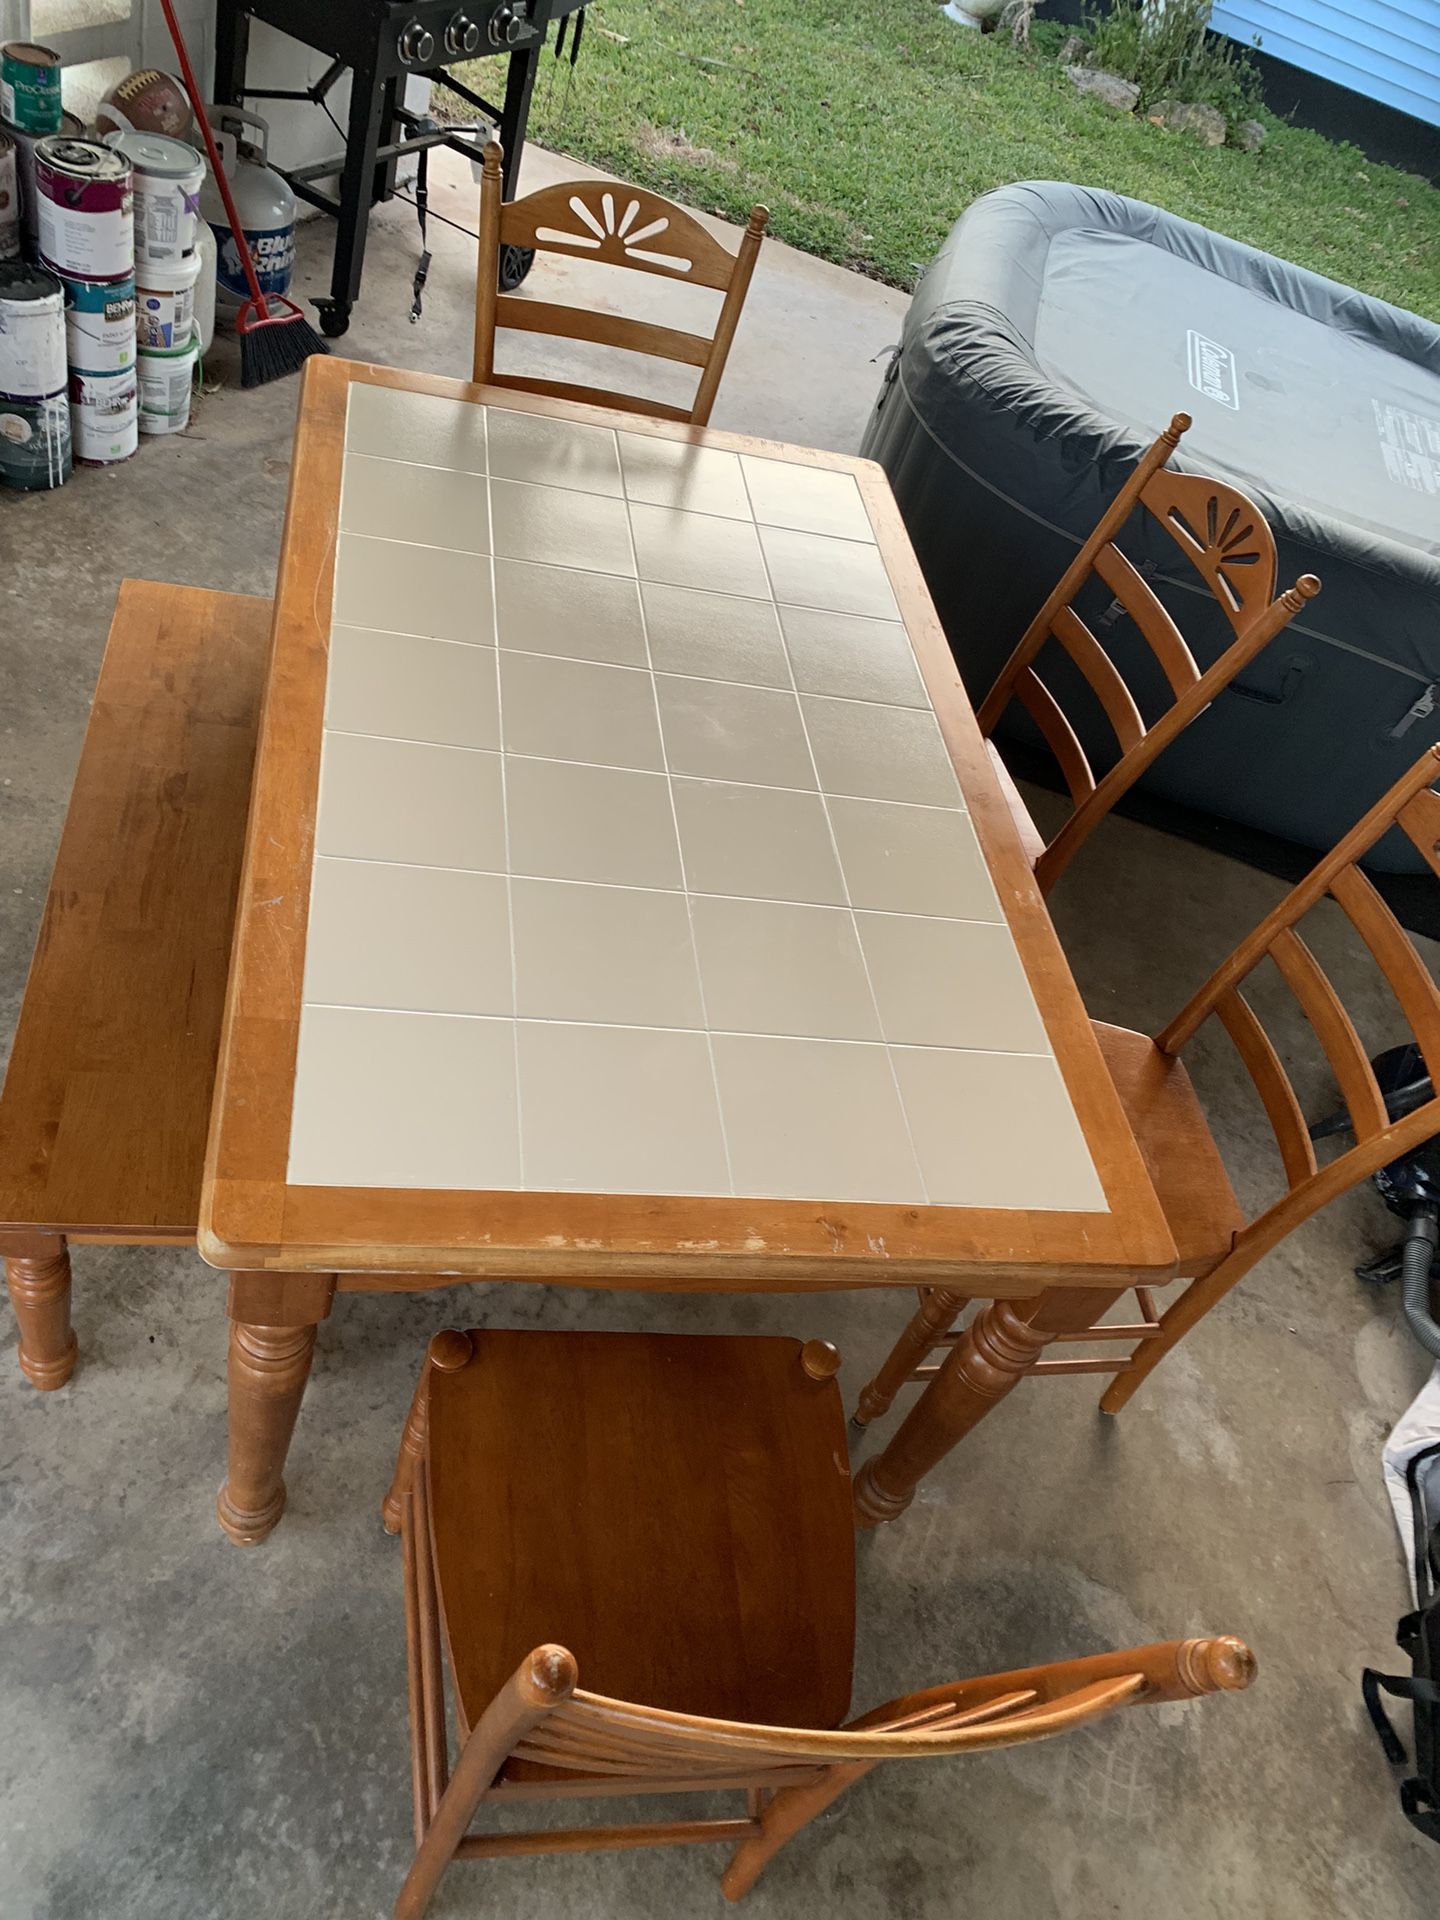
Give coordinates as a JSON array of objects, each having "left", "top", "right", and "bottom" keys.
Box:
[
  {"left": 383, "top": 1363, "right": 430, "bottom": 1536},
  {"left": 853, "top": 1287, "right": 968, "bottom": 1428},
  {"left": 216, "top": 1271, "right": 336, "bottom": 1546},
  {"left": 852, "top": 1286, "right": 1126, "bottom": 1527},
  {"left": 3, "top": 1232, "right": 78, "bottom": 1390}
]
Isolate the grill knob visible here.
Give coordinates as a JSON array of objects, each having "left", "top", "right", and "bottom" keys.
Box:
[
  {"left": 487, "top": 4, "right": 526, "bottom": 46},
  {"left": 398, "top": 19, "right": 437, "bottom": 64},
  {"left": 444, "top": 13, "right": 482, "bottom": 54}
]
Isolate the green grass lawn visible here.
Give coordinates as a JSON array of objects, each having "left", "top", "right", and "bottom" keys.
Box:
[{"left": 460, "top": 0, "right": 1440, "bottom": 317}]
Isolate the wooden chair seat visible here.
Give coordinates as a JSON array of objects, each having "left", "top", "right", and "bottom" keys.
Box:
[
  {"left": 1091, "top": 1021, "right": 1243, "bottom": 1279},
  {"left": 0, "top": 581, "right": 269, "bottom": 1386},
  {"left": 424, "top": 1330, "right": 856, "bottom": 1769}
]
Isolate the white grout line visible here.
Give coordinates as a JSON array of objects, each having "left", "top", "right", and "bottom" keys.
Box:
[{"left": 621, "top": 484, "right": 738, "bottom": 1200}]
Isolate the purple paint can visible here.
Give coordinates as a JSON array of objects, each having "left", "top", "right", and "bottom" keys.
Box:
[{"left": 35, "top": 136, "right": 133, "bottom": 283}]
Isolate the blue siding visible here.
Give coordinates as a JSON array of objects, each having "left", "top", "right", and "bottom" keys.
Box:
[{"left": 1210, "top": 0, "right": 1440, "bottom": 127}]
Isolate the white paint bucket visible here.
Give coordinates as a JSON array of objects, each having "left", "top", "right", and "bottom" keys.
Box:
[
  {"left": 106, "top": 130, "right": 203, "bottom": 268},
  {"left": 60, "top": 271, "right": 136, "bottom": 373},
  {"left": 69, "top": 363, "right": 136, "bottom": 465},
  {"left": 0, "top": 258, "right": 65, "bottom": 397},
  {"left": 135, "top": 248, "right": 200, "bottom": 351},
  {"left": 137, "top": 327, "right": 196, "bottom": 435}
]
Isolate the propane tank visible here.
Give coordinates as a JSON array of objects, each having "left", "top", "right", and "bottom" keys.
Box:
[
  {"left": 198, "top": 106, "right": 295, "bottom": 318},
  {"left": 193, "top": 217, "right": 217, "bottom": 352}
]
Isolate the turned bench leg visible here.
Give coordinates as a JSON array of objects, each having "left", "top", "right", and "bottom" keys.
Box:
[
  {"left": 3, "top": 1232, "right": 78, "bottom": 1390},
  {"left": 216, "top": 1271, "right": 336, "bottom": 1546}
]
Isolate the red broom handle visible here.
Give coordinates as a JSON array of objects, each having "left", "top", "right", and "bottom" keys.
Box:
[{"left": 158, "top": 0, "right": 266, "bottom": 309}]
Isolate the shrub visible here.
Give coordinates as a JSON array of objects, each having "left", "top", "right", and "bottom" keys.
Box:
[{"left": 1086, "top": 0, "right": 1263, "bottom": 120}]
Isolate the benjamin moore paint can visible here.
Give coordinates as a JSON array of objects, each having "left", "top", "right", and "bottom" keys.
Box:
[
  {"left": 0, "top": 43, "right": 62, "bottom": 137},
  {"left": 137, "top": 326, "right": 196, "bottom": 435},
  {"left": 69, "top": 363, "right": 136, "bottom": 465},
  {"left": 0, "top": 132, "right": 18, "bottom": 259},
  {"left": 36, "top": 137, "right": 133, "bottom": 283},
  {"left": 0, "top": 392, "right": 70, "bottom": 489},
  {"left": 0, "top": 258, "right": 66, "bottom": 396},
  {"left": 106, "top": 130, "right": 203, "bottom": 268},
  {"left": 6, "top": 108, "right": 82, "bottom": 242},
  {"left": 136, "top": 247, "right": 199, "bottom": 349},
  {"left": 61, "top": 271, "right": 135, "bottom": 373}
]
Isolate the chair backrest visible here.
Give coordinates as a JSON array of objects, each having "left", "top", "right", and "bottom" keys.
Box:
[
  {"left": 1159, "top": 744, "right": 1440, "bottom": 1272},
  {"left": 495, "top": 1632, "right": 1255, "bottom": 1789},
  {"left": 472, "top": 141, "right": 768, "bottom": 426},
  {"left": 977, "top": 413, "right": 1322, "bottom": 892}
]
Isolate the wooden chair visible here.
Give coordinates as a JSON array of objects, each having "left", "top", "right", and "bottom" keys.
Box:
[
  {"left": 388, "top": 1327, "right": 1255, "bottom": 1915},
  {"left": 981, "top": 412, "right": 1321, "bottom": 894},
  {"left": 473, "top": 140, "right": 768, "bottom": 425},
  {"left": 0, "top": 581, "right": 269, "bottom": 1387},
  {"left": 854, "top": 744, "right": 1440, "bottom": 1430}
]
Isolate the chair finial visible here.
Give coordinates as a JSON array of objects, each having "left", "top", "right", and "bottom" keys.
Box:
[
  {"left": 520, "top": 1644, "right": 579, "bottom": 1706},
  {"left": 1177, "top": 1635, "right": 1257, "bottom": 1694},
  {"left": 428, "top": 1329, "right": 473, "bottom": 1372},
  {"left": 482, "top": 139, "right": 504, "bottom": 180},
  {"left": 1166, "top": 411, "right": 1192, "bottom": 444},
  {"left": 800, "top": 1339, "right": 842, "bottom": 1382},
  {"left": 1282, "top": 572, "right": 1322, "bottom": 612}
]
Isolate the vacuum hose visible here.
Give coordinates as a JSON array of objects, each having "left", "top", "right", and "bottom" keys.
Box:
[{"left": 1401, "top": 1206, "right": 1440, "bottom": 1357}]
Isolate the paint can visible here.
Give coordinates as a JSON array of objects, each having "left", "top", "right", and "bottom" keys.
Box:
[
  {"left": 69, "top": 363, "right": 136, "bottom": 465},
  {"left": 0, "top": 132, "right": 18, "bottom": 259},
  {"left": 35, "top": 136, "right": 133, "bottom": 284},
  {"left": 0, "top": 391, "right": 70, "bottom": 490},
  {"left": 137, "top": 326, "right": 196, "bottom": 435},
  {"left": 135, "top": 247, "right": 200, "bottom": 350},
  {"left": 61, "top": 270, "right": 135, "bottom": 373},
  {"left": 0, "top": 43, "right": 62, "bottom": 137},
  {"left": 0, "top": 258, "right": 66, "bottom": 397},
  {"left": 105, "top": 129, "right": 203, "bottom": 268},
  {"left": 5, "top": 109, "right": 82, "bottom": 242}
]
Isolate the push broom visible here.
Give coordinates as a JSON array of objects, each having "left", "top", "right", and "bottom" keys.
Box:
[{"left": 159, "top": 0, "right": 329, "bottom": 388}]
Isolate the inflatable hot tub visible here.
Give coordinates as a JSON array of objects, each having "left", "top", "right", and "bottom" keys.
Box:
[{"left": 861, "top": 181, "right": 1440, "bottom": 870}]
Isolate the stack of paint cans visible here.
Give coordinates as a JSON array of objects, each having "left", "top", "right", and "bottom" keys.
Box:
[
  {"left": 0, "top": 259, "right": 71, "bottom": 490},
  {"left": 109, "top": 130, "right": 201, "bottom": 436},
  {"left": 34, "top": 133, "right": 137, "bottom": 466}
]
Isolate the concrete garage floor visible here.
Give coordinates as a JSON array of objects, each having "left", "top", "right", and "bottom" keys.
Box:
[{"left": 2, "top": 147, "right": 1438, "bottom": 1918}]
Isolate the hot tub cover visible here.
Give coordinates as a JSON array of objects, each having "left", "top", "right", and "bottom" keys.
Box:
[{"left": 862, "top": 181, "right": 1440, "bottom": 868}]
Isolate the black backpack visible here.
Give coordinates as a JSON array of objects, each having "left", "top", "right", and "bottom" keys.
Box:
[{"left": 1364, "top": 1439, "right": 1440, "bottom": 1843}]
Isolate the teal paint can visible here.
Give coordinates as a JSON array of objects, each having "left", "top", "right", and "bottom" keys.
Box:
[
  {"left": 60, "top": 270, "right": 135, "bottom": 373},
  {"left": 0, "top": 43, "right": 62, "bottom": 138}
]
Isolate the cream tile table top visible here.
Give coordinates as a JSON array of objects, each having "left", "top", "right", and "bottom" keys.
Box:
[{"left": 199, "top": 359, "right": 1176, "bottom": 1290}]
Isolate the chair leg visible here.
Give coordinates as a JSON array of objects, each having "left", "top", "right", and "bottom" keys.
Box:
[
  {"left": 384, "top": 1365, "right": 430, "bottom": 1535},
  {"left": 4, "top": 1232, "right": 77, "bottom": 1389},
  {"left": 721, "top": 1763, "right": 873, "bottom": 1901},
  {"left": 852, "top": 1288, "right": 967, "bottom": 1428},
  {"left": 1099, "top": 1263, "right": 1238, "bottom": 1415}
]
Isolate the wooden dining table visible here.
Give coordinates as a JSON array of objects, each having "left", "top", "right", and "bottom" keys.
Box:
[{"left": 200, "top": 355, "right": 1177, "bottom": 1544}]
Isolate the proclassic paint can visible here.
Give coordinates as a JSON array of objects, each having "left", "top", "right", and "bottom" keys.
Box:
[
  {"left": 36, "top": 137, "right": 133, "bottom": 284},
  {"left": 0, "top": 132, "right": 19, "bottom": 259},
  {"left": 136, "top": 247, "right": 199, "bottom": 350},
  {"left": 137, "top": 325, "right": 196, "bottom": 435},
  {"left": 61, "top": 271, "right": 135, "bottom": 373},
  {"left": 5, "top": 109, "right": 82, "bottom": 242},
  {"left": 105, "top": 130, "right": 203, "bottom": 268},
  {"left": 69, "top": 364, "right": 136, "bottom": 465},
  {"left": 0, "top": 258, "right": 69, "bottom": 489},
  {"left": 0, "top": 43, "right": 62, "bottom": 137}
]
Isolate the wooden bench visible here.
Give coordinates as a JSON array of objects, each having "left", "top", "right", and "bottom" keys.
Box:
[{"left": 0, "top": 581, "right": 271, "bottom": 1388}]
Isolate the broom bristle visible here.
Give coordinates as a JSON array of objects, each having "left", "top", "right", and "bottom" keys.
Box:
[{"left": 240, "top": 313, "right": 330, "bottom": 390}]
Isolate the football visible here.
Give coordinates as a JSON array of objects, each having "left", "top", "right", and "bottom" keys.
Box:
[{"left": 95, "top": 69, "right": 192, "bottom": 140}]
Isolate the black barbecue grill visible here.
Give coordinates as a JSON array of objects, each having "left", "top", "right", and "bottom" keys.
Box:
[{"left": 212, "top": 0, "right": 587, "bottom": 337}]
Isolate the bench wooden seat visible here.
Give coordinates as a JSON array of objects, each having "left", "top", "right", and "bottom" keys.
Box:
[{"left": 0, "top": 581, "right": 270, "bottom": 1388}]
